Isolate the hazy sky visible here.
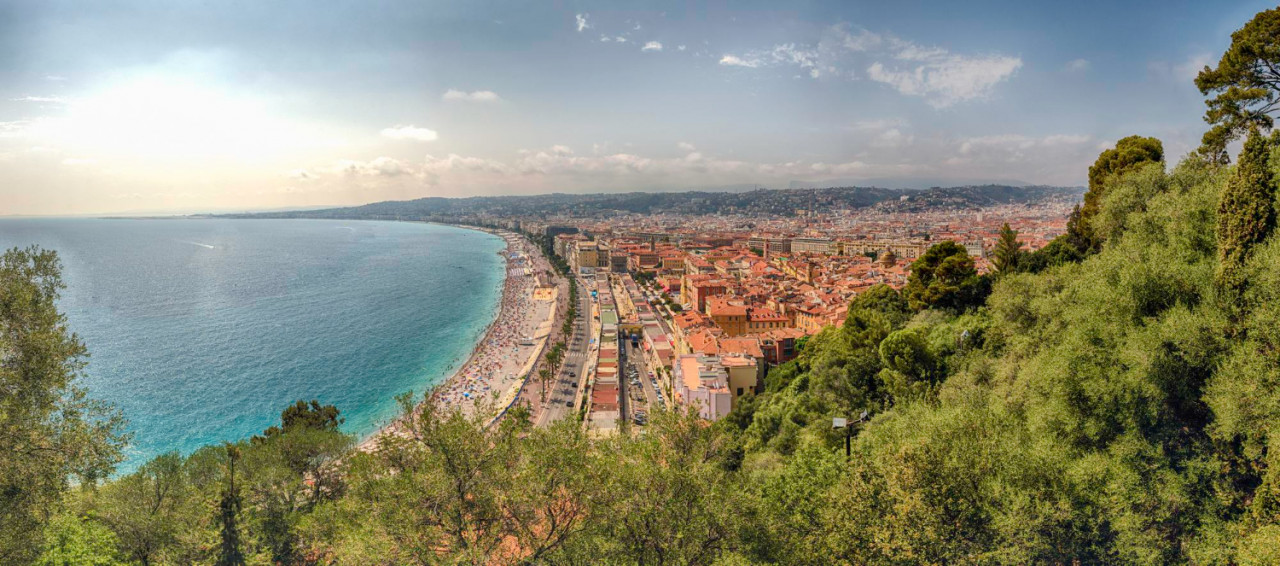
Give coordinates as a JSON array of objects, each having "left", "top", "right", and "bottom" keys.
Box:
[{"left": 0, "top": 0, "right": 1272, "bottom": 215}]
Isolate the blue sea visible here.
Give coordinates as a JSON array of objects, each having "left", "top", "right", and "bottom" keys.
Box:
[{"left": 0, "top": 218, "right": 505, "bottom": 471}]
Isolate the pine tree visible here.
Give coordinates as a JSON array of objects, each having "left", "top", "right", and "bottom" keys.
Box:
[
  {"left": 1216, "top": 128, "right": 1276, "bottom": 292},
  {"left": 992, "top": 223, "right": 1024, "bottom": 274},
  {"left": 215, "top": 443, "right": 245, "bottom": 566}
]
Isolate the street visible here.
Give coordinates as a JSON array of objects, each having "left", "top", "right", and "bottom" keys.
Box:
[{"left": 534, "top": 274, "right": 595, "bottom": 427}]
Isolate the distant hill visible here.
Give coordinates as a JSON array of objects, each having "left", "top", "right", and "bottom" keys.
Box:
[{"left": 220, "top": 184, "right": 1084, "bottom": 220}]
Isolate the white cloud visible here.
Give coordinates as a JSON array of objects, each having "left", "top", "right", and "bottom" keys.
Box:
[
  {"left": 719, "top": 54, "right": 761, "bottom": 68},
  {"left": 442, "top": 89, "right": 501, "bottom": 102},
  {"left": 866, "top": 52, "right": 1022, "bottom": 108},
  {"left": 677, "top": 45, "right": 687, "bottom": 51},
  {"left": 836, "top": 26, "right": 883, "bottom": 51},
  {"left": 1149, "top": 54, "right": 1212, "bottom": 83},
  {"left": 870, "top": 128, "right": 913, "bottom": 149},
  {"left": 575, "top": 13, "right": 590, "bottom": 32},
  {"left": 718, "top": 24, "right": 1021, "bottom": 101},
  {"left": 11, "top": 96, "right": 67, "bottom": 103},
  {"left": 334, "top": 156, "right": 414, "bottom": 178},
  {"left": 379, "top": 125, "right": 438, "bottom": 142},
  {"left": 615, "top": 36, "right": 627, "bottom": 43},
  {"left": 1066, "top": 58, "right": 1090, "bottom": 72},
  {"left": 0, "top": 121, "right": 30, "bottom": 138},
  {"left": 44, "top": 75, "right": 67, "bottom": 81},
  {"left": 1175, "top": 54, "right": 1211, "bottom": 81},
  {"left": 600, "top": 35, "right": 612, "bottom": 42},
  {"left": 642, "top": 41, "right": 663, "bottom": 52},
  {"left": 771, "top": 43, "right": 817, "bottom": 69},
  {"left": 286, "top": 130, "right": 1097, "bottom": 196},
  {"left": 61, "top": 157, "right": 98, "bottom": 166}
]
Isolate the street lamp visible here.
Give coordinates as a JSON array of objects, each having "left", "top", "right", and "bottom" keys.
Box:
[{"left": 832, "top": 410, "right": 869, "bottom": 459}]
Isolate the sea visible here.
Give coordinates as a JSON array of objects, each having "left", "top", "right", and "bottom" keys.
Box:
[{"left": 0, "top": 218, "right": 506, "bottom": 472}]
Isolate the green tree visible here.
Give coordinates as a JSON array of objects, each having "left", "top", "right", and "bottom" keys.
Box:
[
  {"left": 992, "top": 222, "right": 1024, "bottom": 274},
  {"left": 1082, "top": 136, "right": 1164, "bottom": 246},
  {"left": 0, "top": 247, "right": 126, "bottom": 564},
  {"left": 901, "top": 241, "right": 986, "bottom": 312},
  {"left": 1195, "top": 8, "right": 1280, "bottom": 160},
  {"left": 37, "top": 513, "right": 128, "bottom": 566},
  {"left": 215, "top": 444, "right": 245, "bottom": 566},
  {"left": 96, "top": 452, "right": 190, "bottom": 566},
  {"left": 538, "top": 368, "right": 552, "bottom": 403},
  {"left": 1216, "top": 128, "right": 1276, "bottom": 292}
]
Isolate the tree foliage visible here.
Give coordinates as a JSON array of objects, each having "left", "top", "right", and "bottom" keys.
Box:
[
  {"left": 1195, "top": 7, "right": 1280, "bottom": 160},
  {"left": 992, "top": 222, "right": 1024, "bottom": 274},
  {"left": 902, "top": 241, "right": 987, "bottom": 312},
  {"left": 0, "top": 247, "right": 126, "bottom": 563},
  {"left": 1216, "top": 128, "right": 1276, "bottom": 292}
]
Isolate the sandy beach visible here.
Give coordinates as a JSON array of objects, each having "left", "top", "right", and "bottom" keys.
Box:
[{"left": 358, "top": 226, "right": 556, "bottom": 451}]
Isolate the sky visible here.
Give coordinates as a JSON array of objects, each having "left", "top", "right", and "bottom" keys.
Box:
[{"left": 0, "top": 0, "right": 1273, "bottom": 215}]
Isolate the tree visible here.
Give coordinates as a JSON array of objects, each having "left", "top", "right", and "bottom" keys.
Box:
[
  {"left": 1216, "top": 128, "right": 1276, "bottom": 292},
  {"left": 538, "top": 368, "right": 552, "bottom": 403},
  {"left": 901, "top": 241, "right": 985, "bottom": 312},
  {"left": 256, "top": 399, "right": 343, "bottom": 440},
  {"left": 992, "top": 222, "right": 1024, "bottom": 274},
  {"left": 215, "top": 444, "right": 245, "bottom": 566},
  {"left": 1195, "top": 8, "right": 1280, "bottom": 160},
  {"left": 95, "top": 451, "right": 204, "bottom": 566},
  {"left": 36, "top": 513, "right": 128, "bottom": 566},
  {"left": 0, "top": 247, "right": 126, "bottom": 563},
  {"left": 1082, "top": 136, "right": 1164, "bottom": 245}
]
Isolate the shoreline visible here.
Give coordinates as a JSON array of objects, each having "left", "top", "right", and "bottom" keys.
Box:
[{"left": 357, "top": 223, "right": 555, "bottom": 451}]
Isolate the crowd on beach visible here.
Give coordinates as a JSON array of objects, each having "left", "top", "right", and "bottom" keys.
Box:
[
  {"left": 358, "top": 229, "right": 555, "bottom": 451},
  {"left": 431, "top": 238, "right": 542, "bottom": 410}
]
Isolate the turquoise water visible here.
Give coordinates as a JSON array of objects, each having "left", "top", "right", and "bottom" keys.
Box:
[{"left": 0, "top": 218, "right": 505, "bottom": 471}]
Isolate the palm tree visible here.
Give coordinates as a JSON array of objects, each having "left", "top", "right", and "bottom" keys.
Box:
[{"left": 538, "top": 368, "right": 552, "bottom": 403}]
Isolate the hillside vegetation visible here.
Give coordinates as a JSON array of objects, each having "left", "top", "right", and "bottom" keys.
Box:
[{"left": 7, "top": 7, "right": 1280, "bottom": 566}]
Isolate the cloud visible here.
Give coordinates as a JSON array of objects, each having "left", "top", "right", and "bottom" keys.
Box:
[
  {"left": 642, "top": 41, "right": 663, "bottom": 52},
  {"left": 442, "top": 89, "right": 501, "bottom": 102},
  {"left": 866, "top": 52, "right": 1022, "bottom": 108},
  {"left": 600, "top": 35, "right": 612, "bottom": 42},
  {"left": 61, "top": 157, "right": 98, "bottom": 166},
  {"left": 615, "top": 36, "right": 627, "bottom": 43},
  {"left": 0, "top": 121, "right": 30, "bottom": 138},
  {"left": 851, "top": 118, "right": 905, "bottom": 132},
  {"left": 677, "top": 45, "right": 687, "bottom": 51},
  {"left": 719, "top": 54, "right": 761, "bottom": 68},
  {"left": 11, "top": 95, "right": 67, "bottom": 103},
  {"left": 835, "top": 25, "right": 883, "bottom": 52},
  {"left": 575, "top": 13, "right": 590, "bottom": 32},
  {"left": 1149, "top": 54, "right": 1211, "bottom": 83},
  {"left": 334, "top": 157, "right": 414, "bottom": 178},
  {"left": 717, "top": 23, "right": 1021, "bottom": 103},
  {"left": 287, "top": 129, "right": 1096, "bottom": 196},
  {"left": 1065, "top": 58, "right": 1090, "bottom": 72},
  {"left": 379, "top": 125, "right": 438, "bottom": 142},
  {"left": 1175, "top": 54, "right": 1211, "bottom": 81},
  {"left": 44, "top": 75, "right": 67, "bottom": 81}
]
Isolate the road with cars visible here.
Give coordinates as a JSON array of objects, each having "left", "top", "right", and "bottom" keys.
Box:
[{"left": 535, "top": 275, "right": 595, "bottom": 427}]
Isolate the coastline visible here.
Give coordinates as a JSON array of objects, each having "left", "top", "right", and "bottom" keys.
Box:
[{"left": 357, "top": 223, "right": 555, "bottom": 451}]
